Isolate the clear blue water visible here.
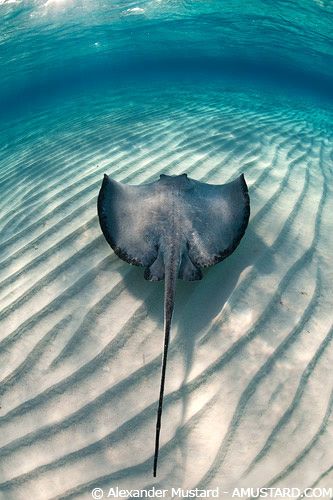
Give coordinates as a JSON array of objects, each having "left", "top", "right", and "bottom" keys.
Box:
[
  {"left": 1, "top": 1, "right": 333, "bottom": 498},
  {"left": 1, "top": 0, "right": 333, "bottom": 114}
]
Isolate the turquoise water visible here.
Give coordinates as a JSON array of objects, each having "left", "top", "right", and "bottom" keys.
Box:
[
  {"left": 0, "top": 1, "right": 333, "bottom": 499},
  {"left": 1, "top": 0, "right": 333, "bottom": 112}
]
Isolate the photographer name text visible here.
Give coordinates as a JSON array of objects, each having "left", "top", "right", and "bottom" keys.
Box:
[{"left": 91, "top": 486, "right": 333, "bottom": 499}]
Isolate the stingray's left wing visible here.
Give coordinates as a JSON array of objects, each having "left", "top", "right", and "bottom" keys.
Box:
[{"left": 97, "top": 175, "right": 160, "bottom": 267}]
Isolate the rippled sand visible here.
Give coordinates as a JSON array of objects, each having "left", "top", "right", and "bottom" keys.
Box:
[{"left": 0, "top": 84, "right": 332, "bottom": 499}]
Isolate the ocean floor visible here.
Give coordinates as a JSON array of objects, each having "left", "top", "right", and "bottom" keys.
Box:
[{"left": 0, "top": 83, "right": 333, "bottom": 499}]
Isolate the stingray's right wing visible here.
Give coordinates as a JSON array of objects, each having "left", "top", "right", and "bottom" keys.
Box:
[
  {"left": 97, "top": 175, "right": 160, "bottom": 267},
  {"left": 186, "top": 174, "right": 250, "bottom": 268}
]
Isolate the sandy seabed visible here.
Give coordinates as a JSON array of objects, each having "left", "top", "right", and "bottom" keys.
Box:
[{"left": 0, "top": 84, "right": 332, "bottom": 500}]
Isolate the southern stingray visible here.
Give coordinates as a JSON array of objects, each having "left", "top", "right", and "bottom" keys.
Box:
[{"left": 97, "top": 172, "right": 250, "bottom": 476}]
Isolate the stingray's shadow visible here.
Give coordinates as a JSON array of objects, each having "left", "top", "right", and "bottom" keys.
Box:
[
  {"left": 178, "top": 225, "right": 273, "bottom": 345},
  {"left": 122, "top": 224, "right": 273, "bottom": 355}
]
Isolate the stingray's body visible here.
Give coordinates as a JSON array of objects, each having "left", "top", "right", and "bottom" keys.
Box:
[{"left": 97, "top": 173, "right": 250, "bottom": 476}]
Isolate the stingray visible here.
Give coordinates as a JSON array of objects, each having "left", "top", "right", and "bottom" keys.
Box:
[{"left": 97, "top": 172, "right": 250, "bottom": 477}]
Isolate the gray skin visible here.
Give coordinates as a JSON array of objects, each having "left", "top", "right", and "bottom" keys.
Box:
[{"left": 97, "top": 172, "right": 250, "bottom": 477}]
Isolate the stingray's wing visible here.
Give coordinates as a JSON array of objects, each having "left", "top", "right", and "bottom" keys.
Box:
[
  {"left": 186, "top": 174, "right": 250, "bottom": 268},
  {"left": 97, "top": 175, "right": 160, "bottom": 267}
]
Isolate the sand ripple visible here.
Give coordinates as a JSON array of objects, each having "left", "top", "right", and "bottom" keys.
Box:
[{"left": 0, "top": 85, "right": 332, "bottom": 499}]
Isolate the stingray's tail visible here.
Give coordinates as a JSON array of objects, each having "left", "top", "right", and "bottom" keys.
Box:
[{"left": 153, "top": 248, "right": 178, "bottom": 477}]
